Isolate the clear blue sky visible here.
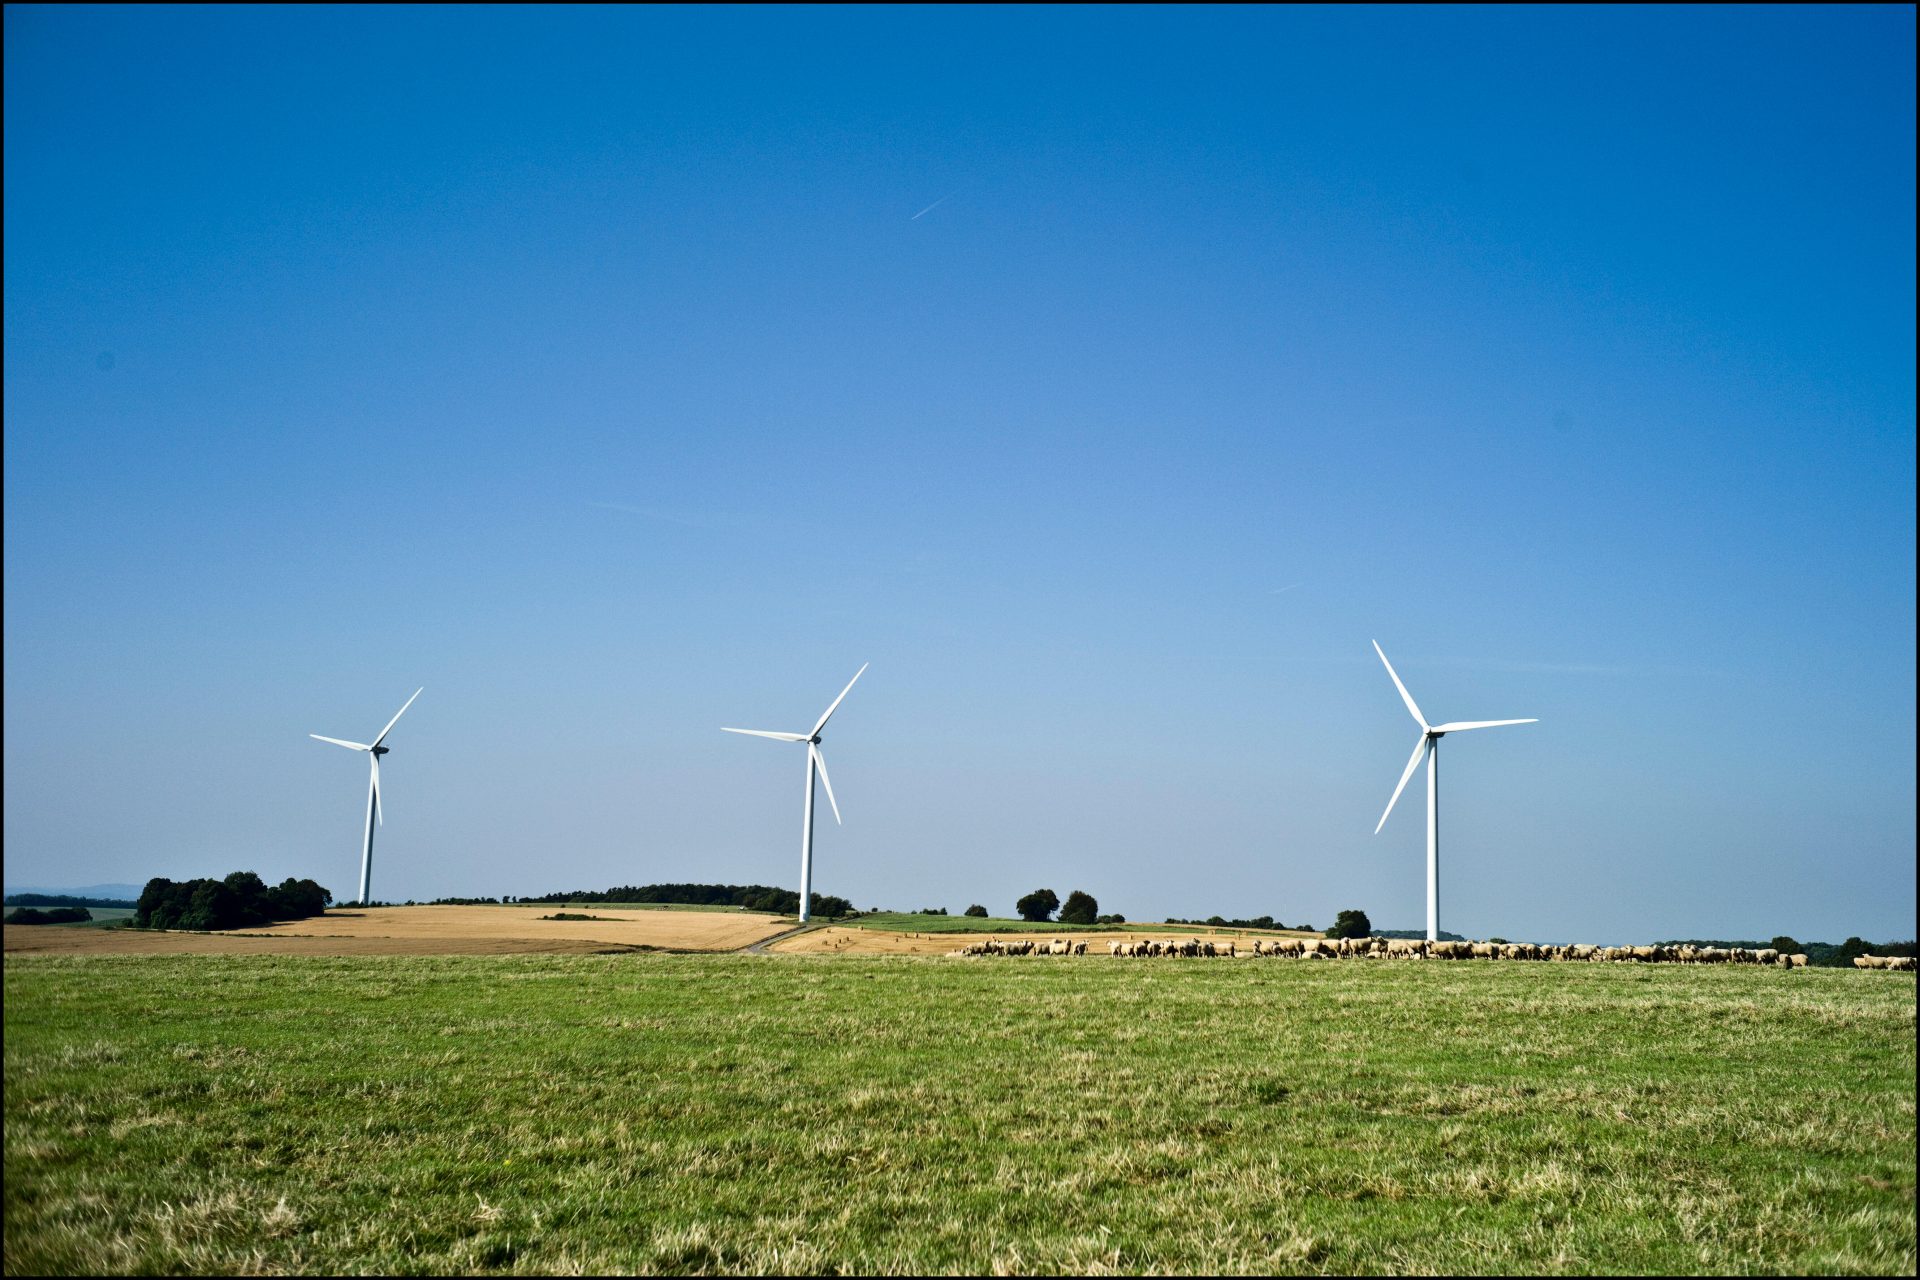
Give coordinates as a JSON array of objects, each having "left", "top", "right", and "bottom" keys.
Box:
[{"left": 5, "top": 5, "right": 1914, "bottom": 943}]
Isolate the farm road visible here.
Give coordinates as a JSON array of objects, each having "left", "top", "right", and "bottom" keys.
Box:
[{"left": 741, "top": 921, "right": 830, "bottom": 954}]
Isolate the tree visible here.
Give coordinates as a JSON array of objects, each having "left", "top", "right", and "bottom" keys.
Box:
[
  {"left": 136, "top": 878, "right": 179, "bottom": 930},
  {"left": 963, "top": 904, "right": 988, "bottom": 918},
  {"left": 179, "top": 881, "right": 234, "bottom": 932},
  {"left": 1770, "top": 935, "right": 1800, "bottom": 955},
  {"left": 223, "top": 871, "right": 272, "bottom": 927},
  {"left": 1325, "top": 908, "right": 1373, "bottom": 939},
  {"left": 1059, "top": 891, "right": 1098, "bottom": 926},
  {"left": 1015, "top": 889, "right": 1059, "bottom": 922}
]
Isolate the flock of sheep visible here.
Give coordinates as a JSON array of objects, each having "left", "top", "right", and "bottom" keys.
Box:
[
  {"left": 955, "top": 937, "right": 1090, "bottom": 956},
  {"left": 950, "top": 933, "right": 1914, "bottom": 969}
]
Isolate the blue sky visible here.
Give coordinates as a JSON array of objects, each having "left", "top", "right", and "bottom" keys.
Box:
[{"left": 5, "top": 6, "right": 1914, "bottom": 942}]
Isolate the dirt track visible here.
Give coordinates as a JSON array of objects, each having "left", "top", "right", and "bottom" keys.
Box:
[{"left": 2, "top": 905, "right": 795, "bottom": 957}]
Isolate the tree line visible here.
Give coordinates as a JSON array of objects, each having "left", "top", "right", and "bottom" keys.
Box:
[
  {"left": 4, "top": 893, "right": 135, "bottom": 909},
  {"left": 135, "top": 873, "right": 332, "bottom": 931},
  {"left": 1165, "top": 912, "right": 1320, "bottom": 932},
  {"left": 5, "top": 906, "right": 95, "bottom": 925},
  {"left": 516, "top": 883, "right": 855, "bottom": 918}
]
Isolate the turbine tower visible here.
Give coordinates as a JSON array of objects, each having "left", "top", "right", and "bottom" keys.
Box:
[
  {"left": 723, "top": 664, "right": 866, "bottom": 924},
  {"left": 310, "top": 688, "right": 422, "bottom": 906},
  {"left": 1371, "top": 642, "right": 1535, "bottom": 942}
]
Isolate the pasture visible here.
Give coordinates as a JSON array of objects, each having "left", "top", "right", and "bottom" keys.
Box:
[{"left": 5, "top": 955, "right": 1913, "bottom": 1275}]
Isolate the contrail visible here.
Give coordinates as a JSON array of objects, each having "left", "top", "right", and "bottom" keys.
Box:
[
  {"left": 911, "top": 192, "right": 956, "bottom": 220},
  {"left": 587, "top": 500, "right": 714, "bottom": 529}
]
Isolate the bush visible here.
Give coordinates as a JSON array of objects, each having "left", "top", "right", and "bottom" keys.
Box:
[
  {"left": 963, "top": 904, "right": 988, "bottom": 918},
  {"left": 1096, "top": 913, "right": 1126, "bottom": 925},
  {"left": 1059, "top": 891, "right": 1098, "bottom": 926},
  {"left": 1770, "top": 936, "right": 1800, "bottom": 955},
  {"left": 1015, "top": 889, "right": 1059, "bottom": 923}
]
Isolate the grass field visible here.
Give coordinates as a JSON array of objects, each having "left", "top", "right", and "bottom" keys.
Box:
[{"left": 5, "top": 955, "right": 1913, "bottom": 1275}]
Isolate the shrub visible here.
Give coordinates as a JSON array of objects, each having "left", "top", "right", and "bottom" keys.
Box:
[{"left": 963, "top": 904, "right": 988, "bottom": 918}]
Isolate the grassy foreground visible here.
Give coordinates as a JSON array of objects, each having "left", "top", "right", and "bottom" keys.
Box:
[{"left": 4, "top": 956, "right": 1913, "bottom": 1275}]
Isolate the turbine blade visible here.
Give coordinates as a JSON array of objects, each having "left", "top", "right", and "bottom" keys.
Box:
[
  {"left": 811, "top": 744, "right": 841, "bottom": 824},
  {"left": 371, "top": 688, "right": 423, "bottom": 749},
  {"left": 721, "top": 728, "right": 810, "bottom": 742},
  {"left": 370, "top": 754, "right": 383, "bottom": 827},
  {"left": 311, "top": 735, "right": 372, "bottom": 751},
  {"left": 1372, "top": 641, "right": 1427, "bottom": 729},
  {"left": 1430, "top": 718, "right": 1539, "bottom": 733},
  {"left": 1375, "top": 734, "right": 1428, "bottom": 834},
  {"left": 810, "top": 663, "right": 868, "bottom": 737}
]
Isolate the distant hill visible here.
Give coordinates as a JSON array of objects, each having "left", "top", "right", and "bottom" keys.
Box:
[
  {"left": 4, "top": 882, "right": 144, "bottom": 901},
  {"left": 4, "top": 886, "right": 144, "bottom": 905},
  {"left": 1373, "top": 929, "right": 1468, "bottom": 942}
]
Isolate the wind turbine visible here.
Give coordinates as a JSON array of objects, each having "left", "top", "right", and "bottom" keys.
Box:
[
  {"left": 723, "top": 664, "right": 866, "bottom": 924},
  {"left": 310, "top": 688, "right": 422, "bottom": 906},
  {"left": 1371, "top": 642, "right": 1535, "bottom": 942}
]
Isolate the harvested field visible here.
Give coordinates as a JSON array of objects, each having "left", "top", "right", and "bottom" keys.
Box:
[{"left": 0, "top": 904, "right": 793, "bottom": 957}]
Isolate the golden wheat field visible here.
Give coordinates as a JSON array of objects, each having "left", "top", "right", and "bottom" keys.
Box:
[{"left": 0, "top": 904, "right": 796, "bottom": 957}]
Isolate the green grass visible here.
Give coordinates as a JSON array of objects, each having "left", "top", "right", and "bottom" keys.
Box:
[{"left": 5, "top": 956, "right": 1913, "bottom": 1275}]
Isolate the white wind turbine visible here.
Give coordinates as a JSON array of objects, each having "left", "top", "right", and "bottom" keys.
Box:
[
  {"left": 723, "top": 664, "right": 866, "bottom": 924},
  {"left": 1371, "top": 642, "right": 1535, "bottom": 942},
  {"left": 310, "top": 688, "right": 422, "bottom": 906}
]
